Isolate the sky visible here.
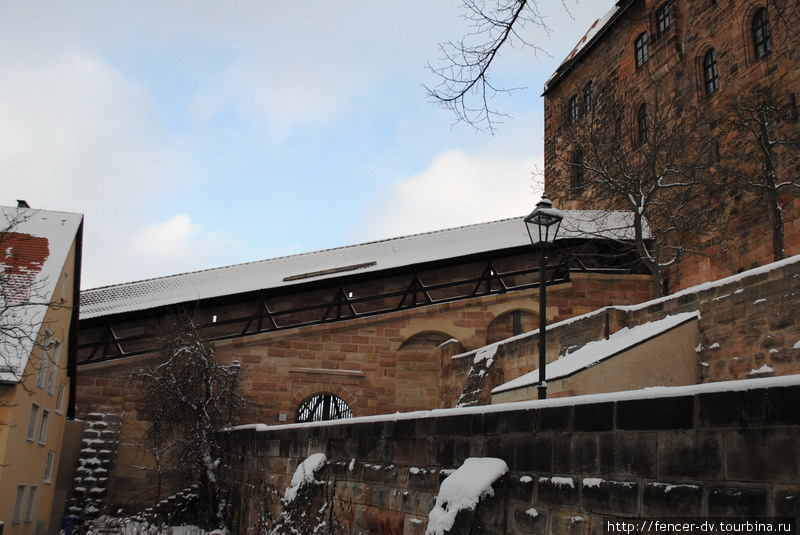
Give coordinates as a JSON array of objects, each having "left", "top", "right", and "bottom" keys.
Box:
[{"left": 0, "top": 1, "right": 612, "bottom": 289}]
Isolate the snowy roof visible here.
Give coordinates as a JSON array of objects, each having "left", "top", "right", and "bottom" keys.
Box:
[
  {"left": 80, "top": 210, "right": 645, "bottom": 319},
  {"left": 543, "top": 1, "right": 631, "bottom": 94},
  {"left": 0, "top": 206, "right": 83, "bottom": 383},
  {"left": 492, "top": 312, "right": 700, "bottom": 394}
]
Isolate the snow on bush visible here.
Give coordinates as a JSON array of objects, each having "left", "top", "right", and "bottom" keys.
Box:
[
  {"left": 284, "top": 453, "right": 327, "bottom": 504},
  {"left": 426, "top": 457, "right": 508, "bottom": 535}
]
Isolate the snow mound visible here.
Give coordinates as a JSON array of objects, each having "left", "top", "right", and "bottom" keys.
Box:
[
  {"left": 284, "top": 453, "right": 327, "bottom": 504},
  {"left": 426, "top": 457, "right": 508, "bottom": 535}
]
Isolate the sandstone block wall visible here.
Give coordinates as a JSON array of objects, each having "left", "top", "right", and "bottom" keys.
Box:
[
  {"left": 75, "top": 272, "right": 652, "bottom": 510},
  {"left": 544, "top": 0, "right": 800, "bottom": 290},
  {"left": 457, "top": 256, "right": 800, "bottom": 406},
  {"left": 227, "top": 378, "right": 800, "bottom": 535}
]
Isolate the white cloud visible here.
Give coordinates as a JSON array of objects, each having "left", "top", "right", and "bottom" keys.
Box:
[
  {"left": 353, "top": 147, "right": 542, "bottom": 243},
  {"left": 105, "top": 214, "right": 235, "bottom": 284}
]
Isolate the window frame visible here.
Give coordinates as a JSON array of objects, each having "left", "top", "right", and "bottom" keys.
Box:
[
  {"left": 36, "top": 332, "right": 51, "bottom": 389},
  {"left": 55, "top": 382, "right": 66, "bottom": 414},
  {"left": 656, "top": 2, "right": 671, "bottom": 38},
  {"left": 13, "top": 485, "right": 25, "bottom": 524},
  {"left": 44, "top": 450, "right": 55, "bottom": 483},
  {"left": 27, "top": 403, "right": 40, "bottom": 442},
  {"left": 25, "top": 484, "right": 37, "bottom": 523},
  {"left": 703, "top": 48, "right": 720, "bottom": 94},
  {"left": 296, "top": 393, "right": 353, "bottom": 423},
  {"left": 583, "top": 81, "right": 594, "bottom": 115},
  {"left": 753, "top": 7, "right": 772, "bottom": 59},
  {"left": 47, "top": 341, "right": 61, "bottom": 394},
  {"left": 38, "top": 410, "right": 50, "bottom": 445},
  {"left": 634, "top": 32, "right": 649, "bottom": 69},
  {"left": 568, "top": 94, "right": 580, "bottom": 124}
]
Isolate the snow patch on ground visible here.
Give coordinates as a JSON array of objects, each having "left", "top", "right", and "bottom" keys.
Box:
[
  {"left": 284, "top": 453, "right": 326, "bottom": 503},
  {"left": 583, "top": 478, "right": 603, "bottom": 488},
  {"left": 426, "top": 458, "right": 508, "bottom": 535},
  {"left": 749, "top": 365, "right": 774, "bottom": 375}
]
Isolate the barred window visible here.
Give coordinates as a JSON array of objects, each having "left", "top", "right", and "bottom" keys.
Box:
[
  {"left": 568, "top": 94, "right": 579, "bottom": 124},
  {"left": 583, "top": 81, "right": 594, "bottom": 115},
  {"left": 753, "top": 8, "right": 772, "bottom": 59},
  {"left": 634, "top": 32, "right": 649, "bottom": 69},
  {"left": 703, "top": 49, "right": 719, "bottom": 94},
  {"left": 656, "top": 2, "right": 671, "bottom": 37},
  {"left": 296, "top": 393, "right": 352, "bottom": 423}
]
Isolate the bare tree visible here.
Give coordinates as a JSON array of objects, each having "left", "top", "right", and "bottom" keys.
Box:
[
  {"left": 552, "top": 79, "right": 720, "bottom": 296},
  {"left": 425, "top": 0, "right": 549, "bottom": 133},
  {"left": 131, "top": 313, "right": 245, "bottom": 530},
  {"left": 723, "top": 86, "right": 800, "bottom": 261}
]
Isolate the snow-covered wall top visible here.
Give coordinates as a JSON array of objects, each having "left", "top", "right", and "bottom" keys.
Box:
[
  {"left": 0, "top": 206, "right": 83, "bottom": 383},
  {"left": 492, "top": 312, "right": 700, "bottom": 394},
  {"left": 80, "top": 211, "right": 644, "bottom": 319}
]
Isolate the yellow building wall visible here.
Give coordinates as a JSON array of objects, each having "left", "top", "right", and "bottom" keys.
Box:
[
  {"left": 492, "top": 320, "right": 701, "bottom": 403},
  {"left": 0, "top": 238, "right": 77, "bottom": 535}
]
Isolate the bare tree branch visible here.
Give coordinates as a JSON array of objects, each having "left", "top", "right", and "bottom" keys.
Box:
[{"left": 425, "top": 0, "right": 551, "bottom": 133}]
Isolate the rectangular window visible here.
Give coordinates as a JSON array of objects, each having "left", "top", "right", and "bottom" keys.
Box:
[
  {"left": 36, "top": 332, "right": 51, "bottom": 389},
  {"left": 47, "top": 342, "right": 61, "bottom": 394},
  {"left": 13, "top": 485, "right": 25, "bottom": 524},
  {"left": 25, "top": 485, "right": 37, "bottom": 522},
  {"left": 55, "top": 382, "right": 66, "bottom": 414},
  {"left": 656, "top": 2, "right": 671, "bottom": 37},
  {"left": 38, "top": 410, "right": 49, "bottom": 445},
  {"left": 635, "top": 32, "right": 649, "bottom": 69},
  {"left": 27, "top": 403, "right": 39, "bottom": 441},
  {"left": 44, "top": 450, "right": 55, "bottom": 483}
]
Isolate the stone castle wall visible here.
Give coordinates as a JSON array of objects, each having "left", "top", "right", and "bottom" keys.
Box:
[
  {"left": 75, "top": 271, "right": 652, "bottom": 510},
  {"left": 543, "top": 0, "right": 800, "bottom": 290},
  {"left": 227, "top": 377, "right": 800, "bottom": 535}
]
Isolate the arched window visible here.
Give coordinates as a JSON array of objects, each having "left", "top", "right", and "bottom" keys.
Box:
[
  {"left": 753, "top": 8, "right": 772, "bottom": 59},
  {"left": 703, "top": 49, "right": 720, "bottom": 94},
  {"left": 568, "top": 94, "right": 579, "bottom": 124},
  {"left": 296, "top": 393, "right": 353, "bottom": 423},
  {"left": 637, "top": 103, "right": 648, "bottom": 144},
  {"left": 634, "top": 32, "right": 649, "bottom": 69},
  {"left": 656, "top": 2, "right": 671, "bottom": 37},
  {"left": 583, "top": 82, "right": 594, "bottom": 115}
]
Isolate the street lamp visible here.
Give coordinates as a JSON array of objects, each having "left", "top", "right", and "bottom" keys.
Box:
[{"left": 524, "top": 195, "right": 564, "bottom": 399}]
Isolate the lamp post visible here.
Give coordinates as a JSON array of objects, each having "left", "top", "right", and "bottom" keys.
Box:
[{"left": 524, "top": 195, "right": 564, "bottom": 400}]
